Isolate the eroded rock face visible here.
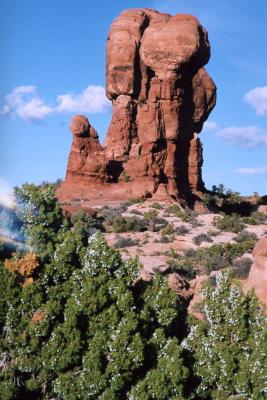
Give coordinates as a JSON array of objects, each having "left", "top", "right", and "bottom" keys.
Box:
[
  {"left": 57, "top": 8, "right": 216, "bottom": 209},
  {"left": 65, "top": 115, "right": 108, "bottom": 184},
  {"left": 243, "top": 238, "right": 267, "bottom": 308}
]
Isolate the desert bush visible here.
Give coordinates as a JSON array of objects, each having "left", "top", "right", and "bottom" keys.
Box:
[
  {"left": 193, "top": 233, "right": 213, "bottom": 246},
  {"left": 243, "top": 211, "right": 267, "bottom": 225},
  {"left": 225, "top": 189, "right": 242, "bottom": 204},
  {"left": 207, "top": 229, "right": 220, "bottom": 236},
  {"left": 167, "top": 259, "right": 196, "bottom": 280},
  {"left": 233, "top": 257, "right": 253, "bottom": 279},
  {"left": 107, "top": 215, "right": 148, "bottom": 233},
  {"left": 165, "top": 204, "right": 185, "bottom": 218},
  {"left": 179, "top": 241, "right": 255, "bottom": 275},
  {"left": 71, "top": 210, "right": 103, "bottom": 241},
  {"left": 213, "top": 213, "right": 245, "bottom": 233},
  {"left": 144, "top": 209, "right": 158, "bottom": 221},
  {"left": 151, "top": 202, "right": 163, "bottom": 210},
  {"left": 175, "top": 225, "right": 190, "bottom": 235},
  {"left": 128, "top": 197, "right": 144, "bottom": 204},
  {"left": 113, "top": 236, "right": 139, "bottom": 248},
  {"left": 156, "top": 235, "right": 174, "bottom": 243},
  {"left": 153, "top": 217, "right": 168, "bottom": 232},
  {"left": 235, "top": 230, "right": 257, "bottom": 243},
  {"left": 161, "top": 223, "right": 174, "bottom": 236}
]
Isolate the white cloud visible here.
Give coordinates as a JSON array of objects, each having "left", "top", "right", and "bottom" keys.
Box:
[
  {"left": 203, "top": 121, "right": 218, "bottom": 130},
  {"left": 217, "top": 125, "right": 267, "bottom": 148},
  {"left": 0, "top": 84, "right": 110, "bottom": 122},
  {"left": 236, "top": 167, "right": 267, "bottom": 175},
  {"left": 17, "top": 98, "right": 53, "bottom": 120},
  {"left": 56, "top": 85, "right": 111, "bottom": 114},
  {"left": 1, "top": 85, "right": 53, "bottom": 121},
  {"left": 244, "top": 86, "right": 267, "bottom": 116}
]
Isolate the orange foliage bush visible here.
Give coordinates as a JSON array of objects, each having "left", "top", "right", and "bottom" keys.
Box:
[{"left": 4, "top": 252, "right": 39, "bottom": 279}]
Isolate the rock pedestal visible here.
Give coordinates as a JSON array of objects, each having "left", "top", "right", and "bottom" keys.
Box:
[{"left": 57, "top": 8, "right": 216, "bottom": 209}]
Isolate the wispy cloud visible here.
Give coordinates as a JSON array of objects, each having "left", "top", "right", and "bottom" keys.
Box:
[
  {"left": 217, "top": 126, "right": 267, "bottom": 148},
  {"left": 0, "top": 85, "right": 111, "bottom": 122},
  {"left": 244, "top": 86, "right": 267, "bottom": 116},
  {"left": 203, "top": 121, "right": 218, "bottom": 130},
  {"left": 236, "top": 167, "right": 267, "bottom": 175},
  {"left": 57, "top": 85, "right": 110, "bottom": 114}
]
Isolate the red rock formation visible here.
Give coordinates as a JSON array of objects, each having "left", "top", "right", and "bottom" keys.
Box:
[
  {"left": 57, "top": 8, "right": 216, "bottom": 209},
  {"left": 243, "top": 238, "right": 267, "bottom": 308}
]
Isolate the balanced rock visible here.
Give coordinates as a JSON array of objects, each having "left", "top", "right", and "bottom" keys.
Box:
[{"left": 57, "top": 8, "right": 216, "bottom": 209}]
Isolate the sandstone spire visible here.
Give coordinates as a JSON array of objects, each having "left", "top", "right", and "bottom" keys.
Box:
[{"left": 57, "top": 8, "right": 216, "bottom": 209}]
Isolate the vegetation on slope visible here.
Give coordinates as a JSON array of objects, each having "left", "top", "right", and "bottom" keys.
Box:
[{"left": 0, "top": 183, "right": 266, "bottom": 399}]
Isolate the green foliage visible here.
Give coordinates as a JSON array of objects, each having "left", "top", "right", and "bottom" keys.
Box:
[
  {"left": 211, "top": 184, "right": 225, "bottom": 196},
  {"left": 183, "top": 270, "right": 267, "bottom": 399},
  {"left": 1, "top": 182, "right": 266, "bottom": 399},
  {"left": 0, "top": 189, "right": 189, "bottom": 400},
  {"left": 235, "top": 230, "right": 258, "bottom": 243},
  {"left": 193, "top": 233, "right": 213, "bottom": 246},
  {"left": 243, "top": 211, "right": 267, "bottom": 225},
  {"left": 113, "top": 236, "right": 139, "bottom": 248},
  {"left": 151, "top": 202, "right": 163, "bottom": 210},
  {"left": 167, "top": 258, "right": 196, "bottom": 280},
  {"left": 213, "top": 213, "right": 245, "bottom": 233},
  {"left": 108, "top": 215, "right": 148, "bottom": 233},
  {"left": 161, "top": 223, "right": 174, "bottom": 236},
  {"left": 232, "top": 257, "right": 253, "bottom": 279},
  {"left": 144, "top": 209, "right": 158, "bottom": 221},
  {"left": 14, "top": 183, "right": 68, "bottom": 261},
  {"left": 165, "top": 204, "right": 185, "bottom": 218},
  {"left": 171, "top": 241, "right": 256, "bottom": 275}
]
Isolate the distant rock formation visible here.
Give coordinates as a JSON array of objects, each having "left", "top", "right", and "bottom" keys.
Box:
[{"left": 57, "top": 8, "right": 216, "bottom": 209}]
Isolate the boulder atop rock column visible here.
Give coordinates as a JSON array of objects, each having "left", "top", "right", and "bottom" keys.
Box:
[{"left": 57, "top": 8, "right": 217, "bottom": 210}]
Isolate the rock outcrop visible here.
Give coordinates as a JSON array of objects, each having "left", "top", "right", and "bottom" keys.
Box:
[
  {"left": 57, "top": 8, "right": 216, "bottom": 209},
  {"left": 244, "top": 238, "right": 267, "bottom": 307}
]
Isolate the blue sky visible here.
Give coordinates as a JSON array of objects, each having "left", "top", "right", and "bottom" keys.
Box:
[{"left": 1, "top": 0, "right": 267, "bottom": 200}]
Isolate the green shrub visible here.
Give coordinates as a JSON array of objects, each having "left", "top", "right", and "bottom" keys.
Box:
[
  {"left": 165, "top": 204, "right": 185, "bottom": 218},
  {"left": 183, "top": 270, "right": 267, "bottom": 399},
  {"left": 175, "top": 225, "right": 190, "bottom": 235},
  {"left": 161, "top": 223, "right": 174, "bottom": 236},
  {"left": 0, "top": 232, "right": 189, "bottom": 399},
  {"left": 113, "top": 236, "right": 139, "bottom": 248},
  {"left": 193, "top": 233, "right": 213, "bottom": 246},
  {"left": 243, "top": 211, "right": 267, "bottom": 225},
  {"left": 167, "top": 259, "right": 196, "bottom": 280},
  {"left": 108, "top": 216, "right": 148, "bottom": 233},
  {"left": 128, "top": 197, "right": 144, "bottom": 204},
  {"left": 213, "top": 213, "right": 245, "bottom": 233},
  {"left": 233, "top": 257, "right": 253, "bottom": 279},
  {"left": 235, "top": 230, "right": 257, "bottom": 243},
  {"left": 151, "top": 202, "right": 163, "bottom": 210},
  {"left": 144, "top": 209, "right": 158, "bottom": 221}
]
